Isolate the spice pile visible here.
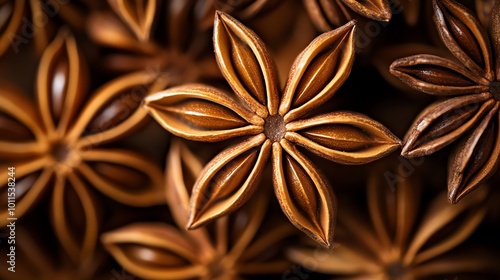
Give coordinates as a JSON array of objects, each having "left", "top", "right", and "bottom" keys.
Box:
[{"left": 1, "top": 0, "right": 500, "bottom": 279}]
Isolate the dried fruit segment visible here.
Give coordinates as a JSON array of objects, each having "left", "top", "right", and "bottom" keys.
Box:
[
  {"left": 286, "top": 112, "right": 401, "bottom": 164},
  {"left": 0, "top": 89, "right": 44, "bottom": 157},
  {"left": 37, "top": 31, "right": 88, "bottom": 134},
  {"left": 280, "top": 21, "right": 356, "bottom": 121},
  {"left": 51, "top": 174, "right": 99, "bottom": 264},
  {"left": 273, "top": 141, "right": 335, "bottom": 248},
  {"left": 402, "top": 95, "right": 493, "bottom": 157},
  {"left": 188, "top": 136, "right": 270, "bottom": 229},
  {"left": 390, "top": 55, "right": 489, "bottom": 95},
  {"left": 214, "top": 11, "right": 279, "bottom": 116},
  {"left": 102, "top": 224, "right": 203, "bottom": 280},
  {"left": 108, "top": 0, "right": 157, "bottom": 41},
  {"left": 447, "top": 106, "right": 500, "bottom": 203},
  {"left": 78, "top": 149, "right": 164, "bottom": 206},
  {"left": 145, "top": 84, "right": 264, "bottom": 142},
  {"left": 303, "top": 0, "right": 391, "bottom": 31}
]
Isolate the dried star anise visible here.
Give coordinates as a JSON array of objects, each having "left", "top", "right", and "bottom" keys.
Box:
[
  {"left": 0, "top": 0, "right": 92, "bottom": 56},
  {"left": 0, "top": 224, "right": 109, "bottom": 280},
  {"left": 303, "top": 0, "right": 392, "bottom": 31},
  {"left": 390, "top": 0, "right": 500, "bottom": 203},
  {"left": 102, "top": 139, "right": 294, "bottom": 280},
  {"left": 144, "top": 11, "right": 400, "bottom": 247},
  {"left": 86, "top": 0, "right": 220, "bottom": 83},
  {"left": 288, "top": 171, "right": 500, "bottom": 279},
  {"left": 212, "top": 0, "right": 280, "bottom": 21},
  {"left": 106, "top": 0, "right": 158, "bottom": 42},
  {"left": 0, "top": 30, "right": 165, "bottom": 262}
]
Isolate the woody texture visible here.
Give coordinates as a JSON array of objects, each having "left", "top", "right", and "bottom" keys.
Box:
[{"left": 0, "top": 0, "right": 499, "bottom": 279}]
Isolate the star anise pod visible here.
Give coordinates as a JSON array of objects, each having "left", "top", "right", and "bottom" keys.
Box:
[
  {"left": 390, "top": 0, "right": 500, "bottom": 203},
  {"left": 212, "top": 0, "right": 280, "bottom": 20},
  {"left": 302, "top": 0, "right": 392, "bottom": 32},
  {"left": 102, "top": 139, "right": 294, "bottom": 280},
  {"left": 0, "top": 0, "right": 92, "bottom": 56},
  {"left": 0, "top": 30, "right": 165, "bottom": 263},
  {"left": 0, "top": 225, "right": 109, "bottom": 280},
  {"left": 375, "top": 43, "right": 453, "bottom": 95},
  {"left": 144, "top": 12, "right": 400, "bottom": 247},
  {"left": 288, "top": 172, "right": 500, "bottom": 279},
  {"left": 400, "top": 0, "right": 493, "bottom": 34},
  {"left": 86, "top": 0, "right": 220, "bottom": 82},
  {"left": 106, "top": 0, "right": 159, "bottom": 42}
]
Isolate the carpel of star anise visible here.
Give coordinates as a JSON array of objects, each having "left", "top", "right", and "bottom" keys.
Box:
[
  {"left": 144, "top": 11, "right": 401, "bottom": 247},
  {"left": 86, "top": 0, "right": 220, "bottom": 84},
  {"left": 106, "top": 0, "right": 158, "bottom": 42},
  {"left": 0, "top": 224, "right": 109, "bottom": 280},
  {"left": 101, "top": 139, "right": 294, "bottom": 280},
  {"left": 0, "top": 30, "right": 165, "bottom": 263},
  {"left": 212, "top": 0, "right": 280, "bottom": 21},
  {"left": 302, "top": 0, "right": 392, "bottom": 31},
  {"left": 0, "top": 0, "right": 93, "bottom": 56},
  {"left": 390, "top": 0, "right": 500, "bottom": 204},
  {"left": 288, "top": 171, "right": 500, "bottom": 279}
]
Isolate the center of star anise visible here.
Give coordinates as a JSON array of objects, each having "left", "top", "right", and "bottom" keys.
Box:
[
  {"left": 490, "top": 81, "right": 500, "bottom": 101},
  {"left": 51, "top": 142, "right": 71, "bottom": 163},
  {"left": 264, "top": 114, "right": 285, "bottom": 142},
  {"left": 385, "top": 261, "right": 408, "bottom": 279},
  {"left": 208, "top": 259, "right": 234, "bottom": 280},
  {"left": 49, "top": 141, "right": 80, "bottom": 175}
]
